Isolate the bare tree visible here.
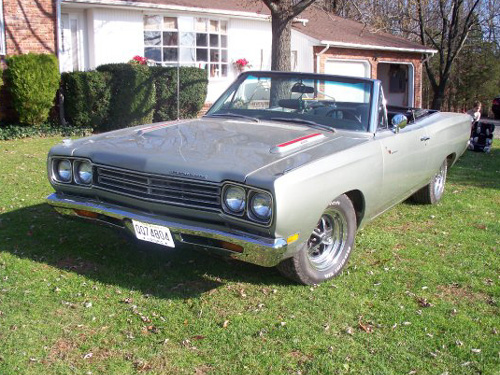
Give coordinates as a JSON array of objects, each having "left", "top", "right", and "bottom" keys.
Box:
[
  {"left": 261, "top": 0, "right": 318, "bottom": 71},
  {"left": 415, "top": 0, "right": 481, "bottom": 109}
]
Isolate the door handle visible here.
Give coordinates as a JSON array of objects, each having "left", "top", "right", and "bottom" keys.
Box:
[{"left": 420, "top": 136, "right": 431, "bottom": 141}]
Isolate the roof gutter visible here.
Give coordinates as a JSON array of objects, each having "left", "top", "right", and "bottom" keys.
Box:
[
  {"left": 61, "top": 0, "right": 272, "bottom": 20},
  {"left": 320, "top": 40, "right": 437, "bottom": 55},
  {"left": 315, "top": 43, "right": 330, "bottom": 73}
]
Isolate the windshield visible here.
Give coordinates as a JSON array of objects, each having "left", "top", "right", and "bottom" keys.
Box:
[{"left": 206, "top": 72, "right": 373, "bottom": 132}]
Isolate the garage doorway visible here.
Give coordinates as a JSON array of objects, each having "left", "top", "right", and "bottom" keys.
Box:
[{"left": 377, "top": 63, "right": 414, "bottom": 107}]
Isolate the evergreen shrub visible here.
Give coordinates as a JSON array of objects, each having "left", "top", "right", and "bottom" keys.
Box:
[
  {"left": 96, "top": 63, "right": 155, "bottom": 130},
  {"left": 6, "top": 53, "right": 60, "bottom": 126},
  {"left": 61, "top": 71, "right": 111, "bottom": 129},
  {"left": 151, "top": 66, "right": 208, "bottom": 122}
]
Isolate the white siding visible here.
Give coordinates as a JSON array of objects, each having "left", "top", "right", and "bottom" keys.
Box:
[
  {"left": 88, "top": 8, "right": 143, "bottom": 68},
  {"left": 291, "top": 29, "right": 315, "bottom": 72}
]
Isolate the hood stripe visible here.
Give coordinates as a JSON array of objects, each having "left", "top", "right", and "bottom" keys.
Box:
[{"left": 277, "top": 133, "right": 323, "bottom": 148}]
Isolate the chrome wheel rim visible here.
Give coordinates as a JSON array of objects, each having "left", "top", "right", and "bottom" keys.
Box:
[
  {"left": 307, "top": 209, "right": 347, "bottom": 271},
  {"left": 433, "top": 162, "right": 446, "bottom": 199}
]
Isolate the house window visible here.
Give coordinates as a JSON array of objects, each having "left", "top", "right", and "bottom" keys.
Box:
[
  {"left": 0, "top": 0, "right": 6, "bottom": 55},
  {"left": 144, "top": 15, "right": 228, "bottom": 79}
]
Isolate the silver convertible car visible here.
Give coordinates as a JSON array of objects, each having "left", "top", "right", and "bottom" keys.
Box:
[{"left": 47, "top": 71, "right": 470, "bottom": 284}]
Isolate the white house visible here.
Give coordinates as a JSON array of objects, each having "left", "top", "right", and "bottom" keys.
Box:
[{"left": 1, "top": 0, "right": 435, "bottom": 108}]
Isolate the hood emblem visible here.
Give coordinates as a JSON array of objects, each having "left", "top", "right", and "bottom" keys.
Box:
[{"left": 169, "top": 171, "right": 208, "bottom": 180}]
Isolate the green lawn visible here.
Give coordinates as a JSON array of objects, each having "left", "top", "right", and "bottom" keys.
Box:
[{"left": 0, "top": 136, "right": 498, "bottom": 375}]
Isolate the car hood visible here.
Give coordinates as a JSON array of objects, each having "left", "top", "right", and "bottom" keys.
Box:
[{"left": 52, "top": 118, "right": 369, "bottom": 185}]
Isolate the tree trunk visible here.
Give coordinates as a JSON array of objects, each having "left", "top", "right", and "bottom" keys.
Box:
[
  {"left": 270, "top": 12, "right": 292, "bottom": 71},
  {"left": 431, "top": 83, "right": 447, "bottom": 110}
]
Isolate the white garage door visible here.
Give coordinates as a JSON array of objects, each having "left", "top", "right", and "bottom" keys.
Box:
[{"left": 325, "top": 60, "right": 370, "bottom": 78}]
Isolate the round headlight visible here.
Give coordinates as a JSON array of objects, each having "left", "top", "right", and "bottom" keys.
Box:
[
  {"left": 250, "top": 193, "right": 272, "bottom": 221},
  {"left": 224, "top": 186, "right": 246, "bottom": 213},
  {"left": 56, "top": 159, "right": 72, "bottom": 182},
  {"left": 76, "top": 161, "right": 93, "bottom": 185}
]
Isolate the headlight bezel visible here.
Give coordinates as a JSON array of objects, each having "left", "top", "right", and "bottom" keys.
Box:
[
  {"left": 221, "top": 182, "right": 274, "bottom": 226},
  {"left": 52, "top": 158, "right": 72, "bottom": 183},
  {"left": 222, "top": 185, "right": 246, "bottom": 215},
  {"left": 74, "top": 160, "right": 93, "bottom": 185},
  {"left": 249, "top": 192, "right": 273, "bottom": 223},
  {"left": 50, "top": 157, "right": 93, "bottom": 187}
]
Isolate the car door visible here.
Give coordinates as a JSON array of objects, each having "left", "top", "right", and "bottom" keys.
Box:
[{"left": 373, "top": 93, "right": 430, "bottom": 211}]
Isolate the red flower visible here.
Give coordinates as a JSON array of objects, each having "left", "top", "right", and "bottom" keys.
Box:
[
  {"left": 131, "top": 55, "right": 147, "bottom": 65},
  {"left": 235, "top": 58, "right": 249, "bottom": 67}
]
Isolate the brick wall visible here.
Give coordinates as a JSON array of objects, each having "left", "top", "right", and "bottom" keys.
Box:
[
  {"left": 3, "top": 0, "right": 57, "bottom": 55},
  {"left": 0, "top": 0, "right": 57, "bottom": 121},
  {"left": 314, "top": 47, "right": 424, "bottom": 108}
]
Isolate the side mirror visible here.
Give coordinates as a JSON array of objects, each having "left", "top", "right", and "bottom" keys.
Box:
[{"left": 391, "top": 113, "right": 408, "bottom": 133}]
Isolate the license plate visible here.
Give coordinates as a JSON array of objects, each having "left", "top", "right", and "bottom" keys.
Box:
[{"left": 132, "top": 220, "right": 175, "bottom": 248}]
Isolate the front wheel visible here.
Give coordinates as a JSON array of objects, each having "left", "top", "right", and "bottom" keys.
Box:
[
  {"left": 277, "top": 194, "right": 357, "bottom": 285},
  {"left": 411, "top": 159, "right": 448, "bottom": 204}
]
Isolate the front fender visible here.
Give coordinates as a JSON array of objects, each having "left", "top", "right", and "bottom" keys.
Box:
[{"left": 273, "top": 139, "right": 382, "bottom": 258}]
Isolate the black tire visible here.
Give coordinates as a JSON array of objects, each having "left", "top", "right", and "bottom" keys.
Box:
[
  {"left": 277, "top": 194, "right": 357, "bottom": 285},
  {"left": 411, "top": 159, "right": 447, "bottom": 204}
]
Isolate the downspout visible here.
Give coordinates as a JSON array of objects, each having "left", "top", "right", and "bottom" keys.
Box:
[
  {"left": 421, "top": 51, "right": 435, "bottom": 65},
  {"left": 315, "top": 43, "right": 330, "bottom": 74},
  {"left": 56, "top": 0, "right": 62, "bottom": 72},
  {"left": 55, "top": 0, "right": 66, "bottom": 125}
]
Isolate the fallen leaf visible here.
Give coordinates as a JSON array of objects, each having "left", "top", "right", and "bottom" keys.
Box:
[
  {"left": 417, "top": 297, "right": 433, "bottom": 308},
  {"left": 192, "top": 335, "right": 205, "bottom": 341},
  {"left": 358, "top": 317, "right": 373, "bottom": 333}
]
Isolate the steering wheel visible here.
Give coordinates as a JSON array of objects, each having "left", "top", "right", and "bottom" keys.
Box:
[{"left": 326, "top": 109, "right": 365, "bottom": 131}]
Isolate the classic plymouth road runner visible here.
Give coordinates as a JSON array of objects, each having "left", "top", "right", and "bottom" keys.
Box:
[{"left": 47, "top": 71, "right": 470, "bottom": 284}]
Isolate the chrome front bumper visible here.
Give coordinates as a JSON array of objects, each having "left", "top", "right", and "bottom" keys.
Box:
[{"left": 46, "top": 193, "right": 288, "bottom": 267}]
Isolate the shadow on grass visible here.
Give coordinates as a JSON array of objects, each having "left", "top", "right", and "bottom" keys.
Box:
[{"left": 0, "top": 203, "right": 291, "bottom": 300}]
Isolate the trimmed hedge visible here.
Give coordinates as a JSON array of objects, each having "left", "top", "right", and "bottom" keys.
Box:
[
  {"left": 61, "top": 71, "right": 111, "bottom": 130},
  {"left": 151, "top": 66, "right": 208, "bottom": 122},
  {"left": 61, "top": 65, "right": 208, "bottom": 131},
  {"left": 96, "top": 63, "right": 155, "bottom": 130},
  {"left": 6, "top": 53, "right": 60, "bottom": 126}
]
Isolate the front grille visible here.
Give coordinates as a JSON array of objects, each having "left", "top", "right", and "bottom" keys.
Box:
[{"left": 94, "top": 166, "right": 221, "bottom": 211}]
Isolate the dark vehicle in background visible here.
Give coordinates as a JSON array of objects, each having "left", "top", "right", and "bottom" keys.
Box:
[{"left": 492, "top": 96, "right": 500, "bottom": 119}]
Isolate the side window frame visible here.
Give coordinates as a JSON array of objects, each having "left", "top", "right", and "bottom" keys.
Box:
[{"left": 377, "top": 88, "right": 388, "bottom": 131}]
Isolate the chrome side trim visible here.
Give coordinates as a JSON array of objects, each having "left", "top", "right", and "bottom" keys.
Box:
[{"left": 46, "top": 193, "right": 288, "bottom": 267}]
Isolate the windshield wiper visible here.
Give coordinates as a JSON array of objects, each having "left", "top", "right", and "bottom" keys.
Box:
[
  {"left": 269, "top": 117, "right": 335, "bottom": 133},
  {"left": 205, "top": 112, "right": 260, "bottom": 123}
]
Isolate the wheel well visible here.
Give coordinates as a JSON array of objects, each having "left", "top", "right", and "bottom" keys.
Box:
[
  {"left": 446, "top": 153, "right": 456, "bottom": 167},
  {"left": 344, "top": 190, "right": 365, "bottom": 228}
]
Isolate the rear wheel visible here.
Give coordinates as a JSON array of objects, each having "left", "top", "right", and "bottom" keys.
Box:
[
  {"left": 277, "top": 194, "right": 356, "bottom": 285},
  {"left": 412, "top": 159, "right": 448, "bottom": 204}
]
